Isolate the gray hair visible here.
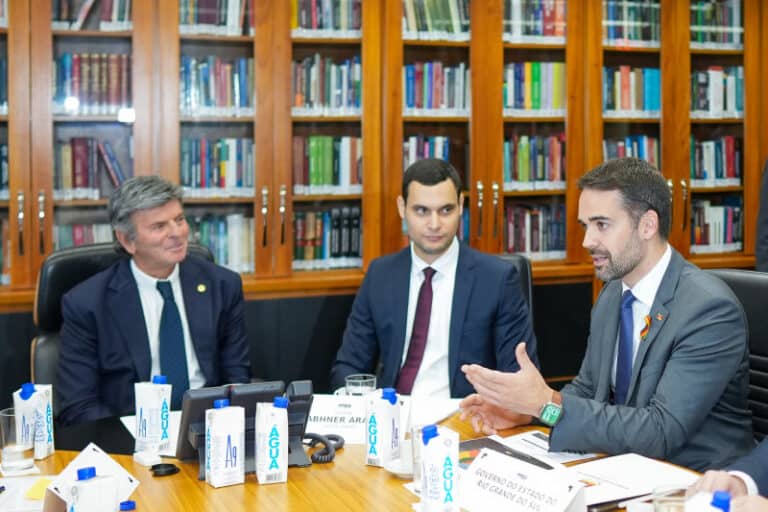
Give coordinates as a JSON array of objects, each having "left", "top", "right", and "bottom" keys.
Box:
[{"left": 109, "top": 176, "right": 184, "bottom": 241}]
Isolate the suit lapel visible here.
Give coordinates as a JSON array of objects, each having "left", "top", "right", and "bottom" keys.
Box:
[
  {"left": 179, "top": 258, "right": 213, "bottom": 382},
  {"left": 448, "top": 245, "right": 474, "bottom": 392},
  {"left": 107, "top": 259, "right": 151, "bottom": 381},
  {"left": 387, "top": 249, "right": 412, "bottom": 383},
  {"left": 625, "top": 250, "right": 682, "bottom": 402},
  {"left": 596, "top": 282, "right": 622, "bottom": 401}
]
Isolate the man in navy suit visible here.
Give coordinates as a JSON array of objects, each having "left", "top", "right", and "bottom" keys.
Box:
[
  {"left": 690, "top": 440, "right": 768, "bottom": 510},
  {"left": 57, "top": 176, "right": 250, "bottom": 426},
  {"left": 330, "top": 158, "right": 537, "bottom": 399}
]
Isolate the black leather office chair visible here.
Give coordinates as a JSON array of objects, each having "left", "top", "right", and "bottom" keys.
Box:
[
  {"left": 31, "top": 242, "right": 214, "bottom": 414},
  {"left": 708, "top": 268, "right": 768, "bottom": 441},
  {"left": 497, "top": 253, "right": 533, "bottom": 319}
]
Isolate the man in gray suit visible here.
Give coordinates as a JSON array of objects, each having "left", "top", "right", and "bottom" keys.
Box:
[{"left": 460, "top": 157, "right": 753, "bottom": 471}]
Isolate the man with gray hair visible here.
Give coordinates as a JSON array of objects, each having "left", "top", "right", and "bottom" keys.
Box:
[{"left": 57, "top": 176, "right": 251, "bottom": 426}]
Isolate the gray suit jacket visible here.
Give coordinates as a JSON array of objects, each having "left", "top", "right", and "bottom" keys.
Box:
[{"left": 550, "top": 249, "right": 754, "bottom": 471}]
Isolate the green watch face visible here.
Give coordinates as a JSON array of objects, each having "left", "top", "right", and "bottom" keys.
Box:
[{"left": 540, "top": 403, "right": 562, "bottom": 426}]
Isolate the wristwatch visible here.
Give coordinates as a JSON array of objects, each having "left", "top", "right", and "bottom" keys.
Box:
[{"left": 538, "top": 391, "right": 563, "bottom": 427}]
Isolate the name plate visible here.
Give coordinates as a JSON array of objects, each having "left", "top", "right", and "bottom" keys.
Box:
[
  {"left": 306, "top": 394, "right": 367, "bottom": 444},
  {"left": 460, "top": 448, "right": 585, "bottom": 512}
]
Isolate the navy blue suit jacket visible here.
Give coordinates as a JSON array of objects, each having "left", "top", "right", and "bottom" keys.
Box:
[
  {"left": 330, "top": 244, "right": 537, "bottom": 397},
  {"left": 57, "top": 255, "right": 251, "bottom": 426},
  {"left": 730, "top": 438, "right": 768, "bottom": 496}
]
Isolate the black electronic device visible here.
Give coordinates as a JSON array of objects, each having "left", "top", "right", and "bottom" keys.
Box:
[
  {"left": 174, "top": 385, "right": 229, "bottom": 464},
  {"left": 230, "top": 380, "right": 286, "bottom": 476},
  {"left": 229, "top": 380, "right": 286, "bottom": 420},
  {"left": 286, "top": 380, "right": 314, "bottom": 467}
]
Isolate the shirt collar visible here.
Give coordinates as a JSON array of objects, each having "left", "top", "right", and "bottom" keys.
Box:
[
  {"left": 410, "top": 237, "right": 459, "bottom": 279},
  {"left": 622, "top": 244, "right": 672, "bottom": 307},
  {"left": 130, "top": 259, "right": 181, "bottom": 291}
]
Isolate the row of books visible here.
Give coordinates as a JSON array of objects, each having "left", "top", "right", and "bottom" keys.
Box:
[
  {"left": 403, "top": 135, "right": 452, "bottom": 170},
  {"left": 503, "top": 0, "right": 567, "bottom": 43},
  {"left": 291, "top": 55, "right": 362, "bottom": 115},
  {"left": 293, "top": 207, "right": 363, "bottom": 270},
  {"left": 402, "top": 0, "right": 470, "bottom": 40},
  {"left": 602, "top": 0, "right": 661, "bottom": 47},
  {"left": 503, "top": 61, "right": 566, "bottom": 115},
  {"left": 403, "top": 61, "right": 469, "bottom": 114},
  {"left": 53, "top": 52, "right": 132, "bottom": 116},
  {"left": 179, "top": 0, "right": 252, "bottom": 37},
  {"left": 292, "top": 136, "right": 363, "bottom": 195},
  {"left": 292, "top": 0, "right": 362, "bottom": 37},
  {"left": 180, "top": 138, "right": 256, "bottom": 198},
  {"left": 0, "top": 58, "right": 7, "bottom": 115},
  {"left": 690, "top": 135, "right": 741, "bottom": 187},
  {"left": 188, "top": 214, "right": 255, "bottom": 274},
  {"left": 690, "top": 0, "right": 742, "bottom": 48},
  {"left": 603, "top": 66, "right": 661, "bottom": 116},
  {"left": 603, "top": 135, "right": 660, "bottom": 170},
  {"left": 690, "top": 197, "right": 743, "bottom": 254},
  {"left": 505, "top": 201, "right": 567, "bottom": 260},
  {"left": 0, "top": 218, "right": 8, "bottom": 285},
  {"left": 0, "top": 144, "right": 7, "bottom": 200},
  {"left": 54, "top": 222, "right": 112, "bottom": 251},
  {"left": 690, "top": 66, "right": 743, "bottom": 118},
  {"left": 54, "top": 138, "right": 130, "bottom": 200},
  {"left": 0, "top": 0, "right": 7, "bottom": 28},
  {"left": 180, "top": 56, "right": 254, "bottom": 117},
  {"left": 52, "top": 0, "right": 132, "bottom": 32},
  {"left": 503, "top": 134, "right": 566, "bottom": 191}
]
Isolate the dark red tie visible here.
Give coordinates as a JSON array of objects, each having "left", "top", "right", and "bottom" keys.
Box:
[{"left": 396, "top": 267, "right": 436, "bottom": 395}]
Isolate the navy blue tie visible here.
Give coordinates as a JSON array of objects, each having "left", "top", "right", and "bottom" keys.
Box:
[
  {"left": 157, "top": 281, "right": 189, "bottom": 409},
  {"left": 615, "top": 290, "right": 636, "bottom": 405}
]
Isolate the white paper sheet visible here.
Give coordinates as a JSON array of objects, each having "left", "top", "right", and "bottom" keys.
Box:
[
  {"left": 566, "top": 453, "right": 697, "bottom": 505},
  {"left": 496, "top": 430, "right": 598, "bottom": 465}
]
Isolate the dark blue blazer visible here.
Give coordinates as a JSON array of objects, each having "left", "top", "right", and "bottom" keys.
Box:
[
  {"left": 57, "top": 255, "right": 251, "bottom": 426},
  {"left": 730, "top": 438, "right": 768, "bottom": 496},
  {"left": 330, "top": 244, "right": 537, "bottom": 397}
]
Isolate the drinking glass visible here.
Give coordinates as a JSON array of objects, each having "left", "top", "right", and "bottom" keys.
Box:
[
  {"left": 652, "top": 486, "right": 686, "bottom": 512},
  {"left": 0, "top": 407, "right": 35, "bottom": 472},
  {"left": 345, "top": 374, "right": 377, "bottom": 396}
]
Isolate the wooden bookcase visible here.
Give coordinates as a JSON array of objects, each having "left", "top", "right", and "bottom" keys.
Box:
[{"left": 0, "top": 0, "right": 765, "bottom": 311}]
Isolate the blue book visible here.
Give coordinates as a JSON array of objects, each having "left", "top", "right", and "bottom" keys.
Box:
[
  {"left": 102, "top": 140, "right": 127, "bottom": 183},
  {"left": 405, "top": 64, "right": 415, "bottom": 108}
]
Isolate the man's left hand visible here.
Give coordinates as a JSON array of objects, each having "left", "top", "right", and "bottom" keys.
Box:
[{"left": 461, "top": 342, "right": 552, "bottom": 418}]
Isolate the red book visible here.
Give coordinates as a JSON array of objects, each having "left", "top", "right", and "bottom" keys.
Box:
[
  {"left": 100, "top": 0, "right": 114, "bottom": 22},
  {"left": 414, "top": 62, "right": 423, "bottom": 109},
  {"left": 619, "top": 65, "right": 631, "bottom": 111},
  {"left": 70, "top": 137, "right": 90, "bottom": 188}
]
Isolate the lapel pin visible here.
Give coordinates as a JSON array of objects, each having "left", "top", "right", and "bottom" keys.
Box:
[
  {"left": 197, "top": 284, "right": 206, "bottom": 293},
  {"left": 655, "top": 313, "right": 664, "bottom": 321}
]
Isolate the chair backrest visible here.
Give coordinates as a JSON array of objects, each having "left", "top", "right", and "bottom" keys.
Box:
[
  {"left": 31, "top": 242, "right": 214, "bottom": 400},
  {"left": 497, "top": 253, "right": 533, "bottom": 320},
  {"left": 707, "top": 268, "right": 768, "bottom": 441}
]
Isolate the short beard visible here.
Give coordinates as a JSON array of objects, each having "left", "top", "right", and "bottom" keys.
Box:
[{"left": 594, "top": 235, "right": 643, "bottom": 282}]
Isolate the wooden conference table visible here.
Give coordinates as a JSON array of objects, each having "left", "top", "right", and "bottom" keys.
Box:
[{"left": 36, "top": 414, "right": 509, "bottom": 511}]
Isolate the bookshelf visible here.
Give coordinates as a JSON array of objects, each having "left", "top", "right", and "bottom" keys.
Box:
[{"left": 0, "top": 0, "right": 765, "bottom": 310}]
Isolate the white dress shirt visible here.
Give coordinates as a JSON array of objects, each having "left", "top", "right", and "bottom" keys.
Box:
[
  {"left": 130, "top": 260, "right": 205, "bottom": 390},
  {"left": 612, "top": 244, "right": 672, "bottom": 388},
  {"left": 401, "top": 237, "right": 460, "bottom": 399}
]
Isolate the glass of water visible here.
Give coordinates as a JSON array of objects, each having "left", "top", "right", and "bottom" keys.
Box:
[
  {"left": 652, "top": 486, "right": 687, "bottom": 512},
  {"left": 0, "top": 407, "right": 36, "bottom": 472},
  {"left": 345, "top": 374, "right": 377, "bottom": 396}
]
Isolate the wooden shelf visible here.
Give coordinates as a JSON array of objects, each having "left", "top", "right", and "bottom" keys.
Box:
[
  {"left": 292, "top": 115, "right": 361, "bottom": 123},
  {"left": 53, "top": 115, "right": 131, "bottom": 123},
  {"left": 603, "top": 117, "right": 660, "bottom": 124},
  {"left": 403, "top": 39, "right": 469, "bottom": 48},
  {"left": 183, "top": 197, "right": 255, "bottom": 205},
  {"left": 293, "top": 194, "right": 362, "bottom": 202},
  {"left": 180, "top": 116, "right": 254, "bottom": 123},
  {"left": 292, "top": 37, "right": 362, "bottom": 45},
  {"left": 690, "top": 117, "right": 744, "bottom": 124},
  {"left": 690, "top": 47, "right": 743, "bottom": 56},
  {"left": 690, "top": 186, "right": 743, "bottom": 193},
  {"left": 503, "top": 42, "right": 565, "bottom": 50},
  {"left": 179, "top": 34, "right": 253, "bottom": 43},
  {"left": 603, "top": 44, "right": 660, "bottom": 53},
  {"left": 503, "top": 116, "right": 566, "bottom": 123},
  {"left": 689, "top": 254, "right": 755, "bottom": 269},
  {"left": 54, "top": 199, "right": 109, "bottom": 207},
  {"left": 402, "top": 115, "right": 469, "bottom": 123},
  {"left": 52, "top": 29, "right": 132, "bottom": 38},
  {"left": 504, "top": 189, "right": 566, "bottom": 197}
]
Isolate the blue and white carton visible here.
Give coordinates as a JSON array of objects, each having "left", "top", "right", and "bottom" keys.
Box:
[
  {"left": 364, "top": 387, "right": 400, "bottom": 467},
  {"left": 67, "top": 466, "right": 119, "bottom": 512},
  {"left": 13, "top": 382, "right": 55, "bottom": 460},
  {"left": 420, "top": 424, "right": 459, "bottom": 512},
  {"left": 133, "top": 375, "right": 172, "bottom": 453},
  {"left": 205, "top": 399, "right": 245, "bottom": 488},
  {"left": 255, "top": 396, "right": 289, "bottom": 484}
]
